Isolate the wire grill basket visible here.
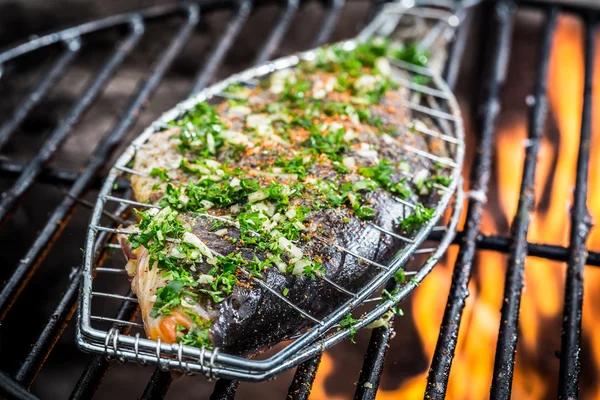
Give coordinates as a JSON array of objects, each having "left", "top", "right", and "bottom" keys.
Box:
[{"left": 77, "top": 1, "right": 466, "bottom": 381}]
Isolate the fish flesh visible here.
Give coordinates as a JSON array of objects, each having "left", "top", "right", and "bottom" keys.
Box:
[{"left": 118, "top": 39, "right": 451, "bottom": 356}]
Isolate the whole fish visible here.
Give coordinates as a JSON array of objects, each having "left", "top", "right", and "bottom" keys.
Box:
[{"left": 118, "top": 39, "right": 451, "bottom": 356}]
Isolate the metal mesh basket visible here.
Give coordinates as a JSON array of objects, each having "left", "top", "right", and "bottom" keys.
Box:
[{"left": 76, "top": 1, "right": 466, "bottom": 381}]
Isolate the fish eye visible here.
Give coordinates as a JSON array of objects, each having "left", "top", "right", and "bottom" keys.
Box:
[{"left": 231, "top": 298, "right": 242, "bottom": 311}]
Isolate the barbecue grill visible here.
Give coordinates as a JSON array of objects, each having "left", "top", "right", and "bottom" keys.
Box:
[{"left": 0, "top": 0, "right": 598, "bottom": 399}]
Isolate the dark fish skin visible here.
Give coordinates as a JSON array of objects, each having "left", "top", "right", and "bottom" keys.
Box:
[{"left": 209, "top": 193, "right": 409, "bottom": 356}]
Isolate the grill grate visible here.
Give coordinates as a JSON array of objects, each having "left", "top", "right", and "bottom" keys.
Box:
[{"left": 0, "top": 0, "right": 599, "bottom": 399}]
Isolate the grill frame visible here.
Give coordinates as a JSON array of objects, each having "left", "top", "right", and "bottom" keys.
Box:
[{"left": 0, "top": 0, "right": 598, "bottom": 399}]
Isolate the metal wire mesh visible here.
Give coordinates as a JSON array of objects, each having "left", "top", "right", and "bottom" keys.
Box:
[{"left": 76, "top": 2, "right": 466, "bottom": 380}]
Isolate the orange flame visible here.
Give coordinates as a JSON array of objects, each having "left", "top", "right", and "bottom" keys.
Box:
[{"left": 308, "top": 14, "right": 600, "bottom": 400}]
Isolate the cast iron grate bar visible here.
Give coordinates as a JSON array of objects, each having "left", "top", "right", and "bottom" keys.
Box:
[
  {"left": 140, "top": 368, "right": 173, "bottom": 400},
  {"left": 558, "top": 15, "right": 596, "bottom": 399},
  {"left": 427, "top": 230, "right": 600, "bottom": 266},
  {"left": 0, "top": 40, "right": 80, "bottom": 151},
  {"left": 489, "top": 7, "right": 557, "bottom": 398},
  {"left": 210, "top": 379, "right": 240, "bottom": 400},
  {"left": 286, "top": 354, "right": 322, "bottom": 400},
  {"left": 15, "top": 270, "right": 84, "bottom": 387},
  {"left": 0, "top": 372, "right": 38, "bottom": 400},
  {"left": 0, "top": 18, "right": 143, "bottom": 225},
  {"left": 0, "top": 161, "right": 131, "bottom": 190},
  {"left": 354, "top": 280, "right": 400, "bottom": 400},
  {"left": 424, "top": 2, "right": 516, "bottom": 398},
  {"left": 189, "top": 0, "right": 253, "bottom": 95},
  {"left": 253, "top": 0, "right": 299, "bottom": 65},
  {"left": 312, "top": 0, "right": 346, "bottom": 47},
  {"left": 0, "top": 4, "right": 198, "bottom": 319}
]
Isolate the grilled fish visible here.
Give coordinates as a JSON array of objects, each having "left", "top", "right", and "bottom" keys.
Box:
[{"left": 118, "top": 39, "right": 450, "bottom": 356}]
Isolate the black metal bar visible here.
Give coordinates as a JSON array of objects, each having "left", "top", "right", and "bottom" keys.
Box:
[
  {"left": 286, "top": 355, "right": 322, "bottom": 400},
  {"left": 365, "top": 0, "right": 386, "bottom": 26},
  {"left": 0, "top": 372, "right": 38, "bottom": 400},
  {"left": 0, "top": 4, "right": 199, "bottom": 320},
  {"left": 557, "top": 17, "right": 596, "bottom": 400},
  {"left": 0, "top": 18, "right": 143, "bottom": 225},
  {"left": 311, "top": 0, "right": 345, "bottom": 47},
  {"left": 140, "top": 369, "right": 173, "bottom": 400},
  {"left": 69, "top": 357, "right": 109, "bottom": 400},
  {"left": 210, "top": 379, "right": 240, "bottom": 400},
  {"left": 354, "top": 316, "right": 396, "bottom": 399},
  {"left": 0, "top": 161, "right": 130, "bottom": 191},
  {"left": 470, "top": 233, "right": 600, "bottom": 266},
  {"left": 424, "top": 3, "right": 515, "bottom": 398},
  {"left": 426, "top": 230, "right": 600, "bottom": 266},
  {"left": 15, "top": 270, "right": 81, "bottom": 387},
  {"left": 1, "top": 161, "right": 83, "bottom": 186},
  {"left": 253, "top": 0, "right": 299, "bottom": 65},
  {"left": 442, "top": 10, "right": 472, "bottom": 90},
  {"left": 0, "top": 41, "right": 80, "bottom": 150},
  {"left": 69, "top": 291, "right": 138, "bottom": 400},
  {"left": 15, "top": 196, "right": 133, "bottom": 388},
  {"left": 189, "top": 0, "right": 253, "bottom": 95},
  {"left": 489, "top": 8, "right": 557, "bottom": 398},
  {"left": 351, "top": 279, "right": 400, "bottom": 400}
]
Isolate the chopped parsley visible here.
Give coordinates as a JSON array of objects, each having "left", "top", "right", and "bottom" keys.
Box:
[
  {"left": 354, "top": 205, "right": 376, "bottom": 219},
  {"left": 150, "top": 167, "right": 169, "bottom": 181},
  {"left": 274, "top": 155, "right": 313, "bottom": 180},
  {"left": 392, "top": 307, "right": 404, "bottom": 316},
  {"left": 302, "top": 126, "right": 349, "bottom": 162},
  {"left": 150, "top": 279, "right": 186, "bottom": 318},
  {"left": 399, "top": 204, "right": 434, "bottom": 233},
  {"left": 358, "top": 159, "right": 412, "bottom": 199},
  {"left": 303, "top": 262, "right": 325, "bottom": 280},
  {"left": 393, "top": 268, "right": 406, "bottom": 284},
  {"left": 382, "top": 288, "right": 399, "bottom": 302},
  {"left": 340, "top": 313, "right": 359, "bottom": 343},
  {"left": 177, "top": 322, "right": 213, "bottom": 349},
  {"left": 169, "top": 102, "right": 224, "bottom": 156}
]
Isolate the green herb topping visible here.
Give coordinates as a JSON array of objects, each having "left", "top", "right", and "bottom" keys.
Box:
[{"left": 124, "top": 38, "right": 447, "bottom": 349}]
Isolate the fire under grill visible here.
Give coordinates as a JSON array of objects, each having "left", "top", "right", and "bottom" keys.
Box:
[{"left": 0, "top": 0, "right": 599, "bottom": 399}]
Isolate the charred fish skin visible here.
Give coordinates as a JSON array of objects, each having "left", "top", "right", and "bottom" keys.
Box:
[
  {"left": 122, "top": 39, "right": 452, "bottom": 356},
  {"left": 210, "top": 195, "right": 407, "bottom": 356}
]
